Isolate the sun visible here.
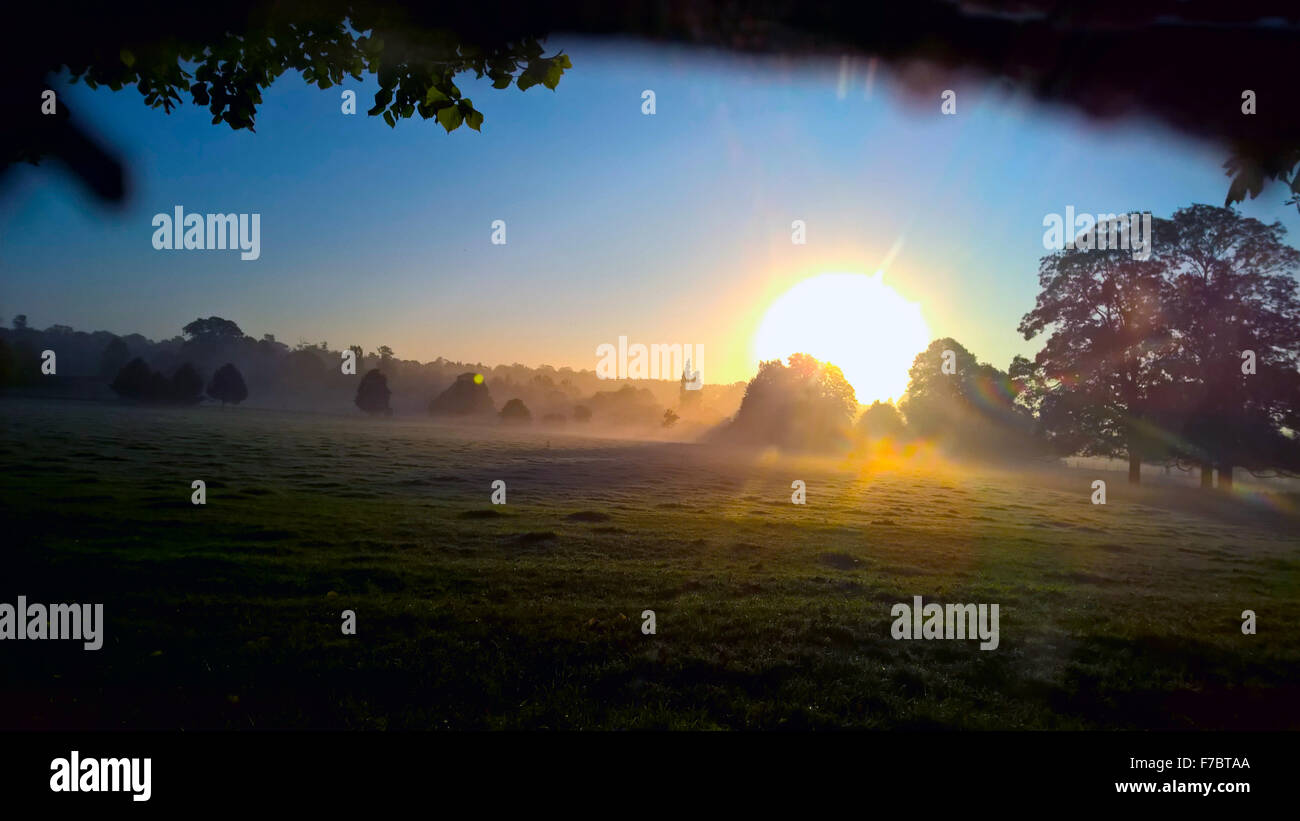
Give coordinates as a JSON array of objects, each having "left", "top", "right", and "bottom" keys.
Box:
[{"left": 753, "top": 271, "right": 930, "bottom": 403}]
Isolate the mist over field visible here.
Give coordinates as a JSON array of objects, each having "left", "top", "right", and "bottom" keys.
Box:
[{"left": 1, "top": 396, "right": 1297, "bottom": 730}]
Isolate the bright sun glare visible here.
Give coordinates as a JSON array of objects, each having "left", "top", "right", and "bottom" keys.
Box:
[{"left": 753, "top": 272, "right": 930, "bottom": 403}]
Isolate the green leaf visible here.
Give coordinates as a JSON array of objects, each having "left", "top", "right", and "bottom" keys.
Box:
[
  {"left": 119, "top": 49, "right": 136, "bottom": 68},
  {"left": 368, "top": 88, "right": 393, "bottom": 116},
  {"left": 383, "top": 109, "right": 396, "bottom": 128},
  {"left": 543, "top": 55, "right": 570, "bottom": 90},
  {"left": 436, "top": 105, "right": 463, "bottom": 132},
  {"left": 465, "top": 109, "right": 484, "bottom": 131}
]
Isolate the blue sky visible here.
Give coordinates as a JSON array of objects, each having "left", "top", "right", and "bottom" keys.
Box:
[{"left": 3, "top": 38, "right": 1298, "bottom": 397}]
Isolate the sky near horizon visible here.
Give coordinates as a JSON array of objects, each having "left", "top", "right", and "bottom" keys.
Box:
[{"left": 3, "top": 38, "right": 1298, "bottom": 401}]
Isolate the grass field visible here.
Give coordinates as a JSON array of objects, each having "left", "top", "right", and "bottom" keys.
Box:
[{"left": 2, "top": 398, "right": 1298, "bottom": 730}]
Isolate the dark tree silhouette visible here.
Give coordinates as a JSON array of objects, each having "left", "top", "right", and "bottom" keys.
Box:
[
  {"left": 207, "top": 363, "right": 250, "bottom": 406},
  {"left": 500, "top": 398, "right": 531, "bottom": 424},
  {"left": 170, "top": 363, "right": 205, "bottom": 404},
  {"left": 573, "top": 404, "right": 592, "bottom": 423},
  {"left": 662, "top": 408, "right": 679, "bottom": 428},
  {"left": 1019, "top": 205, "right": 1300, "bottom": 486},
  {"left": 0, "top": 338, "right": 16, "bottom": 390},
  {"left": 183, "top": 317, "right": 244, "bottom": 342},
  {"left": 1162, "top": 205, "right": 1300, "bottom": 487},
  {"left": 355, "top": 368, "right": 391, "bottom": 415},
  {"left": 9, "top": 342, "right": 40, "bottom": 386},
  {"left": 99, "top": 336, "right": 130, "bottom": 381},
  {"left": 1019, "top": 222, "right": 1174, "bottom": 484},
  {"left": 147, "top": 369, "right": 171, "bottom": 400},
  {"left": 429, "top": 372, "right": 495, "bottom": 416},
  {"left": 283, "top": 348, "right": 329, "bottom": 391},
  {"left": 110, "top": 358, "right": 153, "bottom": 399}
]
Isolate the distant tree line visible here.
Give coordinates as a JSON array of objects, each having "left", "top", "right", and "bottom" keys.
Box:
[
  {"left": 109, "top": 359, "right": 204, "bottom": 404},
  {"left": 0, "top": 313, "right": 744, "bottom": 434},
  {"left": 10, "top": 202, "right": 1291, "bottom": 485}
]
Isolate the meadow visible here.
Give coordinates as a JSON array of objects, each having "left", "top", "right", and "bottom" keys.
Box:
[{"left": 2, "top": 397, "right": 1298, "bottom": 730}]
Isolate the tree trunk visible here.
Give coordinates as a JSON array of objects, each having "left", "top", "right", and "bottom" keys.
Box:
[
  {"left": 1200, "top": 462, "right": 1213, "bottom": 488},
  {"left": 1128, "top": 451, "right": 1141, "bottom": 484},
  {"left": 1218, "top": 464, "right": 1234, "bottom": 491}
]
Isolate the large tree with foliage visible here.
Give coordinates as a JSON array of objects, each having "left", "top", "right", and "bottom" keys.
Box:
[
  {"left": 429, "top": 372, "right": 495, "bottom": 416},
  {"left": 170, "top": 363, "right": 205, "bottom": 404},
  {"left": 110, "top": 358, "right": 153, "bottom": 399},
  {"left": 1161, "top": 205, "right": 1300, "bottom": 487},
  {"left": 99, "top": 336, "right": 130, "bottom": 381},
  {"left": 355, "top": 368, "right": 391, "bottom": 415},
  {"left": 208, "top": 362, "right": 250, "bottom": 406},
  {"left": 500, "top": 397, "right": 532, "bottom": 424},
  {"left": 899, "top": 339, "right": 1031, "bottom": 457},
  {"left": 110, "top": 357, "right": 204, "bottom": 403},
  {"left": 182, "top": 317, "right": 245, "bottom": 342},
  {"left": 1018, "top": 219, "right": 1175, "bottom": 483},
  {"left": 856, "top": 400, "right": 906, "bottom": 441},
  {"left": 0, "top": 339, "right": 17, "bottom": 390},
  {"left": 899, "top": 339, "right": 978, "bottom": 440},
  {"left": 721, "top": 353, "right": 857, "bottom": 451}
]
